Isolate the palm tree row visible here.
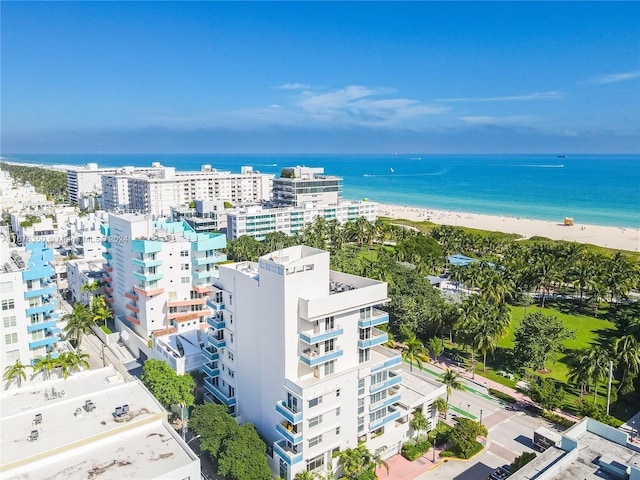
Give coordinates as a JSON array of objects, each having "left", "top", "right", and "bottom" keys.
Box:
[{"left": 3, "top": 351, "right": 90, "bottom": 387}]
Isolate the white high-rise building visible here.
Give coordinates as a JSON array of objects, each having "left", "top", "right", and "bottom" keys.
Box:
[
  {"left": 101, "top": 164, "right": 273, "bottom": 216},
  {"left": 272, "top": 166, "right": 342, "bottom": 207},
  {"left": 204, "top": 245, "right": 445, "bottom": 479},
  {"left": 66, "top": 163, "right": 119, "bottom": 204},
  {"left": 0, "top": 242, "right": 60, "bottom": 378},
  {"left": 101, "top": 214, "right": 227, "bottom": 360}
]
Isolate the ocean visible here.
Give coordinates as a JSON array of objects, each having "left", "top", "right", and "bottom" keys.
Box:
[{"left": 1, "top": 153, "right": 639, "bottom": 229}]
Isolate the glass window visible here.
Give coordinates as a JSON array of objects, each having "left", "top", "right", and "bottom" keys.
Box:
[
  {"left": 5, "top": 332, "right": 18, "bottom": 344},
  {"left": 308, "top": 415, "right": 322, "bottom": 428},
  {"left": 3, "top": 316, "right": 17, "bottom": 328},
  {"left": 309, "top": 396, "right": 322, "bottom": 408},
  {"left": 308, "top": 434, "right": 322, "bottom": 448},
  {"left": 2, "top": 299, "right": 15, "bottom": 311}
]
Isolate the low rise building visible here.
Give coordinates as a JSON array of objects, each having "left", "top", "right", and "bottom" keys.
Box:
[{"left": 0, "top": 365, "right": 200, "bottom": 480}]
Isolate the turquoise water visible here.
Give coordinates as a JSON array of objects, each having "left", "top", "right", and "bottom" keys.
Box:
[{"left": 2, "top": 153, "right": 639, "bottom": 228}]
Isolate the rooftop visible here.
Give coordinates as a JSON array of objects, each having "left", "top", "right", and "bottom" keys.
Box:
[{"left": 1, "top": 366, "right": 199, "bottom": 479}]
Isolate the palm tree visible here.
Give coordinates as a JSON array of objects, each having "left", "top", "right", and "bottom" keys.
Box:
[
  {"left": 401, "top": 332, "right": 429, "bottom": 372},
  {"left": 584, "top": 347, "right": 612, "bottom": 402},
  {"left": 567, "top": 349, "right": 592, "bottom": 397},
  {"left": 3, "top": 360, "right": 28, "bottom": 388},
  {"left": 612, "top": 335, "right": 640, "bottom": 394},
  {"left": 294, "top": 472, "right": 319, "bottom": 480},
  {"left": 63, "top": 303, "right": 94, "bottom": 348},
  {"left": 433, "top": 397, "right": 448, "bottom": 419},
  {"left": 57, "top": 352, "right": 90, "bottom": 379},
  {"left": 34, "top": 354, "right": 58, "bottom": 380},
  {"left": 440, "top": 369, "right": 463, "bottom": 418},
  {"left": 91, "top": 295, "right": 112, "bottom": 326}
]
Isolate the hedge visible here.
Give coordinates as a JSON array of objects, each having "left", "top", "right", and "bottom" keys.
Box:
[
  {"left": 488, "top": 388, "right": 518, "bottom": 404},
  {"left": 541, "top": 411, "right": 576, "bottom": 428},
  {"left": 401, "top": 436, "right": 431, "bottom": 461}
]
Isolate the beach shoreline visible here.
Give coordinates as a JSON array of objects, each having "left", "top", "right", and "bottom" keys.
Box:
[{"left": 376, "top": 202, "right": 640, "bottom": 252}]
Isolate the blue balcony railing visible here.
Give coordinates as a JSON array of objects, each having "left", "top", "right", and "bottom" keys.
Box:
[
  {"left": 202, "top": 347, "right": 219, "bottom": 362},
  {"left": 207, "top": 316, "right": 225, "bottom": 329},
  {"left": 299, "top": 326, "right": 344, "bottom": 344},
  {"left": 276, "top": 422, "right": 303, "bottom": 444},
  {"left": 358, "top": 328, "right": 389, "bottom": 349},
  {"left": 273, "top": 439, "right": 303, "bottom": 465},
  {"left": 27, "top": 319, "right": 57, "bottom": 333},
  {"left": 370, "top": 408, "right": 401, "bottom": 431},
  {"left": 300, "top": 348, "right": 343, "bottom": 367},
  {"left": 203, "top": 378, "right": 236, "bottom": 407},
  {"left": 370, "top": 372, "right": 402, "bottom": 394},
  {"left": 24, "top": 284, "right": 56, "bottom": 299},
  {"left": 276, "top": 401, "right": 303, "bottom": 424},
  {"left": 29, "top": 336, "right": 58, "bottom": 349}
]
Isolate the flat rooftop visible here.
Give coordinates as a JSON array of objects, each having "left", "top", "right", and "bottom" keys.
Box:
[{"left": 1, "top": 366, "right": 199, "bottom": 479}]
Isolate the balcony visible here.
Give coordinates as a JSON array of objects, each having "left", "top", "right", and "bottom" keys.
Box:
[
  {"left": 126, "top": 314, "right": 140, "bottom": 325},
  {"left": 192, "top": 252, "right": 227, "bottom": 266},
  {"left": 133, "top": 271, "right": 163, "bottom": 282},
  {"left": 26, "top": 302, "right": 56, "bottom": 316},
  {"left": 169, "top": 311, "right": 202, "bottom": 322},
  {"left": 207, "top": 316, "right": 225, "bottom": 330},
  {"left": 132, "top": 257, "right": 163, "bottom": 268},
  {"left": 299, "top": 325, "right": 344, "bottom": 344},
  {"left": 370, "top": 371, "right": 402, "bottom": 394},
  {"left": 371, "top": 352, "right": 403, "bottom": 373},
  {"left": 358, "top": 309, "right": 389, "bottom": 328},
  {"left": 276, "top": 421, "right": 303, "bottom": 444},
  {"left": 193, "top": 269, "right": 214, "bottom": 280},
  {"left": 27, "top": 319, "right": 57, "bottom": 333},
  {"left": 126, "top": 303, "right": 140, "bottom": 314},
  {"left": 193, "top": 284, "right": 212, "bottom": 294},
  {"left": 23, "top": 284, "right": 56, "bottom": 299},
  {"left": 131, "top": 239, "right": 162, "bottom": 254},
  {"left": 102, "top": 263, "right": 113, "bottom": 273},
  {"left": 134, "top": 286, "right": 164, "bottom": 297},
  {"left": 125, "top": 291, "right": 139, "bottom": 301},
  {"left": 369, "top": 392, "right": 402, "bottom": 413},
  {"left": 167, "top": 298, "right": 207, "bottom": 308},
  {"left": 276, "top": 401, "right": 303, "bottom": 424},
  {"left": 202, "top": 346, "right": 219, "bottom": 362},
  {"left": 300, "top": 347, "right": 343, "bottom": 367},
  {"left": 358, "top": 328, "right": 389, "bottom": 349},
  {"left": 202, "top": 362, "right": 220, "bottom": 378},
  {"left": 105, "top": 295, "right": 114, "bottom": 304},
  {"left": 104, "top": 285, "right": 114, "bottom": 294},
  {"left": 29, "top": 336, "right": 58, "bottom": 349},
  {"left": 203, "top": 378, "right": 236, "bottom": 407},
  {"left": 370, "top": 407, "right": 401, "bottom": 431},
  {"left": 102, "top": 252, "right": 112, "bottom": 261},
  {"left": 101, "top": 240, "right": 111, "bottom": 249},
  {"left": 208, "top": 334, "right": 226, "bottom": 349},
  {"left": 102, "top": 273, "right": 113, "bottom": 284},
  {"left": 273, "top": 439, "right": 303, "bottom": 465},
  {"left": 206, "top": 299, "right": 225, "bottom": 311}
]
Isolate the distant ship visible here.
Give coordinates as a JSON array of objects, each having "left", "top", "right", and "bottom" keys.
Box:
[{"left": 389, "top": 168, "right": 394, "bottom": 173}]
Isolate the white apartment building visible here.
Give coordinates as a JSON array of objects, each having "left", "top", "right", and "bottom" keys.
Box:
[
  {"left": 66, "top": 258, "right": 105, "bottom": 306},
  {"left": 226, "top": 201, "right": 378, "bottom": 240},
  {"left": 172, "top": 199, "right": 228, "bottom": 233},
  {"left": 0, "top": 242, "right": 60, "bottom": 375},
  {"left": 0, "top": 365, "right": 200, "bottom": 480},
  {"left": 204, "top": 246, "right": 445, "bottom": 479},
  {"left": 101, "top": 214, "right": 227, "bottom": 361},
  {"left": 101, "top": 163, "right": 273, "bottom": 216},
  {"left": 66, "top": 163, "right": 119, "bottom": 204},
  {"left": 272, "top": 166, "right": 342, "bottom": 207}
]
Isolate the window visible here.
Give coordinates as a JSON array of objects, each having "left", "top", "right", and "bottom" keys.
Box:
[
  {"left": 2, "top": 299, "right": 15, "bottom": 311},
  {"left": 180, "top": 250, "right": 189, "bottom": 257},
  {"left": 308, "top": 415, "right": 322, "bottom": 428},
  {"left": 6, "top": 350, "right": 20, "bottom": 363},
  {"left": 336, "top": 426, "right": 340, "bottom": 435},
  {"left": 336, "top": 388, "right": 340, "bottom": 397},
  {"left": 228, "top": 369, "right": 235, "bottom": 378},
  {"left": 324, "top": 338, "right": 335, "bottom": 352},
  {"left": 370, "top": 391, "right": 387, "bottom": 404},
  {"left": 181, "top": 264, "right": 190, "bottom": 270},
  {"left": 358, "top": 378, "right": 365, "bottom": 396},
  {"left": 169, "top": 307, "right": 177, "bottom": 314},
  {"left": 358, "top": 416, "right": 365, "bottom": 432},
  {"left": 0, "top": 282, "right": 12, "bottom": 293},
  {"left": 324, "top": 316, "right": 334, "bottom": 330},
  {"left": 371, "top": 370, "right": 388, "bottom": 385},
  {"left": 358, "top": 398, "right": 365, "bottom": 415},
  {"left": 227, "top": 351, "right": 234, "bottom": 361},
  {"left": 359, "top": 348, "right": 370, "bottom": 363},
  {"left": 5, "top": 332, "right": 18, "bottom": 344},
  {"left": 307, "top": 454, "right": 324, "bottom": 472},
  {"left": 370, "top": 408, "right": 387, "bottom": 423},
  {"left": 324, "top": 361, "right": 334, "bottom": 375},
  {"left": 3, "top": 316, "right": 17, "bottom": 328},
  {"left": 230, "top": 333, "right": 234, "bottom": 344},
  {"left": 309, "top": 396, "right": 322, "bottom": 408},
  {"left": 181, "top": 277, "right": 190, "bottom": 284},
  {"left": 308, "top": 434, "right": 322, "bottom": 448}
]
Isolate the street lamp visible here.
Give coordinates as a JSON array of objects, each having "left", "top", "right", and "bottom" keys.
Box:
[{"left": 480, "top": 409, "right": 483, "bottom": 426}]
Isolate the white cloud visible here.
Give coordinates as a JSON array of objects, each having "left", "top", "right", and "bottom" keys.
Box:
[
  {"left": 459, "top": 115, "right": 534, "bottom": 125},
  {"left": 269, "top": 104, "right": 283, "bottom": 108},
  {"left": 276, "top": 83, "right": 311, "bottom": 90},
  {"left": 591, "top": 70, "right": 640, "bottom": 84},
  {"left": 438, "top": 91, "right": 565, "bottom": 102}
]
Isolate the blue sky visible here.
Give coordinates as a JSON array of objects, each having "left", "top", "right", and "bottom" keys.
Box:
[{"left": 2, "top": 1, "right": 639, "bottom": 153}]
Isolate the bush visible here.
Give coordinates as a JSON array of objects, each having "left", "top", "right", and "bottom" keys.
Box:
[
  {"left": 541, "top": 411, "right": 576, "bottom": 428},
  {"left": 489, "top": 388, "right": 518, "bottom": 404},
  {"left": 100, "top": 325, "right": 112, "bottom": 334},
  {"left": 454, "top": 440, "right": 483, "bottom": 459},
  {"left": 431, "top": 423, "right": 453, "bottom": 447},
  {"left": 511, "top": 451, "right": 537, "bottom": 473},
  {"left": 439, "top": 450, "right": 456, "bottom": 458},
  {"left": 401, "top": 436, "right": 431, "bottom": 461}
]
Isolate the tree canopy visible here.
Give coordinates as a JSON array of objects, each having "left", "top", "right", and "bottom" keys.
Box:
[
  {"left": 513, "top": 312, "right": 574, "bottom": 371},
  {"left": 140, "top": 359, "right": 194, "bottom": 410}
]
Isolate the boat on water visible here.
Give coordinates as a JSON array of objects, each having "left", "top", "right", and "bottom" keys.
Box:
[{"left": 389, "top": 168, "right": 394, "bottom": 173}]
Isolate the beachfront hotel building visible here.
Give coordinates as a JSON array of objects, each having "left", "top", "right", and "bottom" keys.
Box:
[
  {"left": 204, "top": 245, "right": 445, "bottom": 479},
  {"left": 226, "top": 201, "right": 377, "bottom": 241},
  {"left": 100, "top": 213, "right": 227, "bottom": 364},
  {"left": 0, "top": 365, "right": 200, "bottom": 480},
  {"left": 100, "top": 163, "right": 273, "bottom": 217},
  {"left": 272, "top": 166, "right": 342, "bottom": 207},
  {"left": 0, "top": 242, "right": 60, "bottom": 378},
  {"left": 65, "top": 163, "right": 119, "bottom": 204}
]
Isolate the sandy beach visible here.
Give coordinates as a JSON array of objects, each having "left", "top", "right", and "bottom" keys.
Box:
[{"left": 378, "top": 203, "right": 640, "bottom": 253}]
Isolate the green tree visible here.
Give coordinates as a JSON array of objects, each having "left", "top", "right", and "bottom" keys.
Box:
[
  {"left": 513, "top": 312, "right": 574, "bottom": 371},
  {"left": 411, "top": 409, "right": 430, "bottom": 438},
  {"left": 91, "top": 295, "right": 112, "bottom": 326},
  {"left": 440, "top": 369, "right": 463, "bottom": 418},
  {"left": 190, "top": 403, "right": 239, "bottom": 457},
  {"left": 337, "top": 445, "right": 382, "bottom": 480},
  {"left": 62, "top": 303, "right": 95, "bottom": 348},
  {"left": 401, "top": 332, "right": 429, "bottom": 372},
  {"left": 3, "top": 360, "right": 28, "bottom": 388},
  {"left": 34, "top": 354, "right": 58, "bottom": 380},
  {"left": 428, "top": 337, "right": 443, "bottom": 359},
  {"left": 217, "top": 423, "right": 271, "bottom": 480},
  {"left": 449, "top": 418, "right": 488, "bottom": 458},
  {"left": 433, "top": 397, "right": 448, "bottom": 419},
  {"left": 57, "top": 351, "right": 90, "bottom": 379},
  {"left": 294, "top": 472, "right": 320, "bottom": 480},
  {"left": 140, "top": 359, "right": 194, "bottom": 411},
  {"left": 612, "top": 334, "right": 640, "bottom": 394},
  {"left": 529, "top": 378, "right": 565, "bottom": 411},
  {"left": 510, "top": 451, "right": 537, "bottom": 473}
]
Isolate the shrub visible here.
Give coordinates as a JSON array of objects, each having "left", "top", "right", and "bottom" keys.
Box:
[
  {"left": 439, "top": 450, "right": 456, "bottom": 458},
  {"left": 454, "top": 440, "right": 483, "bottom": 459},
  {"left": 100, "top": 325, "right": 112, "bottom": 334},
  {"left": 541, "top": 411, "right": 576, "bottom": 428},
  {"left": 401, "top": 437, "right": 431, "bottom": 461},
  {"left": 429, "top": 422, "right": 453, "bottom": 446},
  {"left": 489, "top": 388, "right": 518, "bottom": 404},
  {"left": 511, "top": 451, "right": 537, "bottom": 473}
]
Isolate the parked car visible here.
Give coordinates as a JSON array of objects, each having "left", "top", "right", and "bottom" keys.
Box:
[{"left": 489, "top": 465, "right": 511, "bottom": 480}]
